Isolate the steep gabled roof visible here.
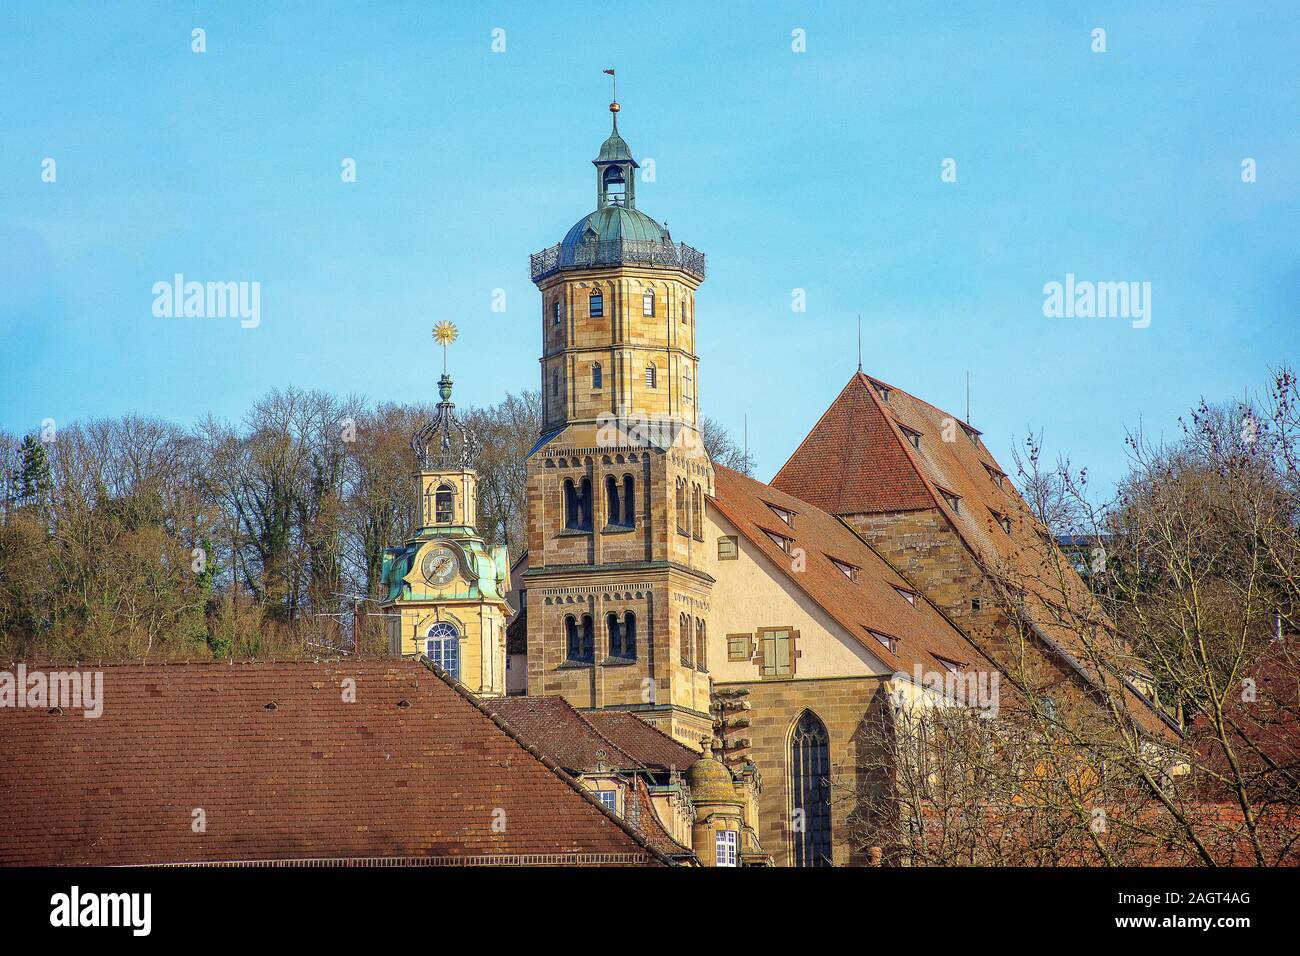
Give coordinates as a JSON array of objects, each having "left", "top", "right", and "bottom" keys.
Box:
[
  {"left": 774, "top": 372, "right": 1178, "bottom": 739},
  {"left": 585, "top": 710, "right": 701, "bottom": 773},
  {"left": 710, "top": 464, "right": 998, "bottom": 680},
  {"left": 0, "top": 660, "right": 667, "bottom": 866}
]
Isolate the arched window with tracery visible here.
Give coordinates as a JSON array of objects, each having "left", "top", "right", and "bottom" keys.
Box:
[{"left": 790, "top": 711, "right": 832, "bottom": 867}]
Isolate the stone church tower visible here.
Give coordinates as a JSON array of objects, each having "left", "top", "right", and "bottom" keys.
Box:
[{"left": 524, "top": 97, "right": 715, "bottom": 749}]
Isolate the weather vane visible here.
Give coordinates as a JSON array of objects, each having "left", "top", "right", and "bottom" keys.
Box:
[
  {"left": 432, "top": 321, "right": 458, "bottom": 375},
  {"left": 603, "top": 67, "right": 618, "bottom": 117}
]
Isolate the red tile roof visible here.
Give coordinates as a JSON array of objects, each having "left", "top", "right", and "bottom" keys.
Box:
[
  {"left": 710, "top": 464, "right": 1000, "bottom": 680},
  {"left": 584, "top": 710, "right": 700, "bottom": 773},
  {"left": 0, "top": 660, "right": 667, "bottom": 866},
  {"left": 773, "top": 372, "right": 1177, "bottom": 739}
]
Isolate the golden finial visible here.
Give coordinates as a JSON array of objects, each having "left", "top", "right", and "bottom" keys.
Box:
[{"left": 433, "top": 321, "right": 458, "bottom": 347}]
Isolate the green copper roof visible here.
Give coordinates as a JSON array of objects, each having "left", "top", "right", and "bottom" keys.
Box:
[
  {"left": 561, "top": 205, "right": 669, "bottom": 252},
  {"left": 596, "top": 126, "right": 635, "bottom": 164}
]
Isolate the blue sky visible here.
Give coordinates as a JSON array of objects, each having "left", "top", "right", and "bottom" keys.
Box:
[{"left": 2, "top": 1, "right": 1297, "bottom": 494}]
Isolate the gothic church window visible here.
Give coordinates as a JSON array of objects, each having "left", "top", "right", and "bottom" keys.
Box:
[{"left": 790, "top": 711, "right": 832, "bottom": 867}]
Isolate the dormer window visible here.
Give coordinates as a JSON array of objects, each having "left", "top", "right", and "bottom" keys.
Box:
[
  {"left": 589, "top": 290, "right": 604, "bottom": 318},
  {"left": 937, "top": 487, "right": 962, "bottom": 514},
  {"left": 898, "top": 424, "right": 922, "bottom": 450},
  {"left": 868, "top": 630, "right": 897, "bottom": 653},
  {"left": 992, "top": 511, "right": 1012, "bottom": 535},
  {"left": 934, "top": 656, "right": 960, "bottom": 674},
  {"left": 642, "top": 290, "right": 655, "bottom": 316},
  {"left": 767, "top": 504, "right": 795, "bottom": 526},
  {"left": 960, "top": 422, "right": 980, "bottom": 444},
  {"left": 984, "top": 464, "right": 1006, "bottom": 490},
  {"left": 871, "top": 381, "right": 890, "bottom": 403},
  {"left": 830, "top": 558, "right": 857, "bottom": 581},
  {"left": 764, "top": 530, "right": 792, "bottom": 553},
  {"left": 893, "top": 586, "right": 917, "bottom": 606}
]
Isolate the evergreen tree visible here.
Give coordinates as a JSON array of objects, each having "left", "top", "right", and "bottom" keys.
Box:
[{"left": 11, "top": 435, "right": 53, "bottom": 510}]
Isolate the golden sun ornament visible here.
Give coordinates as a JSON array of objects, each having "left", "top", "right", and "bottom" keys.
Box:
[{"left": 433, "top": 321, "right": 458, "bottom": 346}]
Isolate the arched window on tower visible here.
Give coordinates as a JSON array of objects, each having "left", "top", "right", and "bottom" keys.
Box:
[
  {"left": 589, "top": 289, "right": 604, "bottom": 318},
  {"left": 565, "top": 614, "right": 595, "bottom": 664},
  {"left": 604, "top": 474, "right": 635, "bottom": 529},
  {"left": 692, "top": 483, "right": 704, "bottom": 541},
  {"left": 645, "top": 364, "right": 657, "bottom": 388},
  {"left": 604, "top": 475, "right": 620, "bottom": 527},
  {"left": 695, "top": 618, "right": 707, "bottom": 672},
  {"left": 564, "top": 477, "right": 593, "bottom": 531},
  {"left": 679, "top": 613, "right": 692, "bottom": 667},
  {"left": 435, "top": 483, "right": 455, "bottom": 524},
  {"left": 681, "top": 478, "right": 691, "bottom": 538},
  {"left": 425, "top": 621, "right": 460, "bottom": 679},
  {"left": 642, "top": 290, "right": 655, "bottom": 316},
  {"left": 790, "top": 711, "right": 832, "bottom": 867},
  {"left": 607, "top": 611, "right": 636, "bottom": 661}
]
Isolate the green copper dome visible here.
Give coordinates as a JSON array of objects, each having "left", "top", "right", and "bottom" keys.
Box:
[{"left": 562, "top": 205, "right": 669, "bottom": 250}]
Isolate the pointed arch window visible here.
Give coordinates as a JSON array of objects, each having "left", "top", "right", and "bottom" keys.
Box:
[
  {"left": 695, "top": 618, "right": 707, "bottom": 672},
  {"left": 691, "top": 484, "right": 704, "bottom": 541},
  {"left": 434, "top": 483, "right": 455, "bottom": 524},
  {"left": 679, "top": 612, "right": 692, "bottom": 667},
  {"left": 589, "top": 290, "right": 604, "bottom": 318},
  {"left": 607, "top": 611, "right": 637, "bottom": 661},
  {"left": 675, "top": 478, "right": 688, "bottom": 536},
  {"left": 565, "top": 613, "right": 595, "bottom": 664},
  {"left": 425, "top": 622, "right": 460, "bottom": 679},
  {"left": 790, "top": 711, "right": 832, "bottom": 867}
]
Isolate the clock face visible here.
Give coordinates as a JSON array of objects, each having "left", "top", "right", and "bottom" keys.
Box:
[{"left": 421, "top": 545, "right": 459, "bottom": 587}]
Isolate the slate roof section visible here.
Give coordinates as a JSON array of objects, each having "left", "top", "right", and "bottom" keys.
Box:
[
  {"left": 0, "top": 659, "right": 668, "bottom": 866},
  {"left": 710, "top": 464, "right": 1000, "bottom": 681}
]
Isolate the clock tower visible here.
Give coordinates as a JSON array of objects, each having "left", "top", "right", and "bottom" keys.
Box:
[
  {"left": 381, "top": 326, "right": 511, "bottom": 697},
  {"left": 523, "top": 94, "right": 715, "bottom": 749}
]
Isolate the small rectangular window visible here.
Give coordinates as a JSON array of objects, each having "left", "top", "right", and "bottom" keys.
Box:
[
  {"left": 642, "top": 292, "right": 655, "bottom": 316},
  {"left": 716, "top": 829, "right": 738, "bottom": 867},
  {"left": 727, "top": 634, "right": 752, "bottom": 661},
  {"left": 717, "top": 535, "right": 738, "bottom": 560},
  {"left": 592, "top": 364, "right": 603, "bottom": 389},
  {"left": 590, "top": 292, "right": 604, "bottom": 318},
  {"left": 595, "top": 790, "right": 619, "bottom": 815},
  {"left": 645, "top": 365, "right": 657, "bottom": 388},
  {"left": 552, "top": 300, "right": 561, "bottom": 325}
]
